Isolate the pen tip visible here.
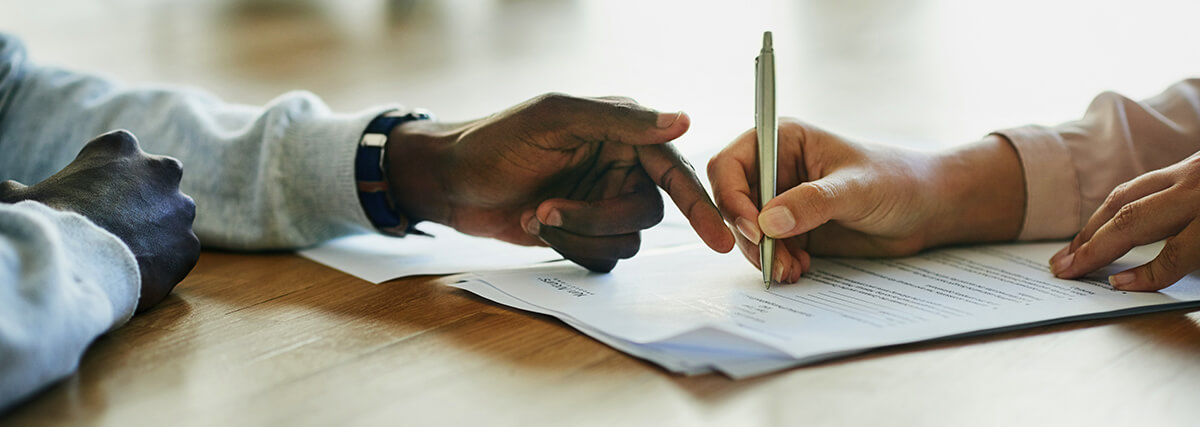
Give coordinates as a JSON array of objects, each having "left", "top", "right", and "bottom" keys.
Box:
[{"left": 763, "top": 31, "right": 772, "bottom": 47}]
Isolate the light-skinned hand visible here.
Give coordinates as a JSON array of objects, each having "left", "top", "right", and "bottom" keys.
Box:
[
  {"left": 1051, "top": 153, "right": 1200, "bottom": 291},
  {"left": 707, "top": 119, "right": 1025, "bottom": 282}
]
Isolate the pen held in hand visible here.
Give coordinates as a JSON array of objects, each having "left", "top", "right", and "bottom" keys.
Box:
[{"left": 756, "top": 31, "right": 778, "bottom": 289}]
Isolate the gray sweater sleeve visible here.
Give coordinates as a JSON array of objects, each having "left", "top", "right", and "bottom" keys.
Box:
[
  {"left": 0, "top": 34, "right": 393, "bottom": 249},
  {"left": 0, "top": 201, "right": 140, "bottom": 410},
  {"left": 0, "top": 33, "right": 395, "bottom": 407}
]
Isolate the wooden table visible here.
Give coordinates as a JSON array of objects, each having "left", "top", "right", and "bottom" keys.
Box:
[
  {"left": 3, "top": 251, "right": 1199, "bottom": 426},
  {"left": 4, "top": 0, "right": 1200, "bottom": 425}
]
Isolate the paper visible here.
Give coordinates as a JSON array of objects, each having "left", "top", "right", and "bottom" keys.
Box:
[
  {"left": 451, "top": 242, "right": 1200, "bottom": 378},
  {"left": 299, "top": 214, "right": 700, "bottom": 283}
]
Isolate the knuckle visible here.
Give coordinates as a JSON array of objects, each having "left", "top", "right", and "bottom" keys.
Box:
[
  {"left": 84, "top": 129, "right": 141, "bottom": 157},
  {"left": 656, "top": 163, "right": 684, "bottom": 195},
  {"left": 182, "top": 194, "right": 197, "bottom": 222},
  {"left": 1180, "top": 179, "right": 1200, "bottom": 194},
  {"left": 1103, "top": 183, "right": 1130, "bottom": 209},
  {"left": 607, "top": 99, "right": 641, "bottom": 116},
  {"left": 107, "top": 130, "right": 140, "bottom": 152},
  {"left": 1177, "top": 170, "right": 1200, "bottom": 192},
  {"left": 533, "top": 92, "right": 575, "bottom": 109},
  {"left": 157, "top": 156, "right": 185, "bottom": 176},
  {"left": 1182, "top": 153, "right": 1200, "bottom": 170},
  {"left": 1157, "top": 238, "right": 1185, "bottom": 271},
  {"left": 677, "top": 154, "right": 697, "bottom": 174},
  {"left": 163, "top": 156, "right": 184, "bottom": 172},
  {"left": 1111, "top": 203, "right": 1139, "bottom": 233},
  {"left": 602, "top": 95, "right": 638, "bottom": 105},
  {"left": 145, "top": 156, "right": 184, "bottom": 184},
  {"left": 0, "top": 180, "right": 26, "bottom": 200},
  {"left": 620, "top": 234, "right": 642, "bottom": 259},
  {"left": 804, "top": 181, "right": 837, "bottom": 216},
  {"left": 647, "top": 208, "right": 665, "bottom": 228},
  {"left": 808, "top": 181, "right": 836, "bottom": 201}
]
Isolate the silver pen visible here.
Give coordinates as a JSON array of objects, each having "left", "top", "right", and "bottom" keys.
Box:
[{"left": 756, "top": 31, "right": 778, "bottom": 289}]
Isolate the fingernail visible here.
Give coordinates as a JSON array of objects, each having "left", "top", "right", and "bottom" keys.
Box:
[
  {"left": 524, "top": 216, "right": 541, "bottom": 235},
  {"left": 759, "top": 207, "right": 796, "bottom": 237},
  {"left": 656, "top": 112, "right": 682, "bottom": 129},
  {"left": 545, "top": 209, "right": 563, "bottom": 227},
  {"left": 1109, "top": 271, "right": 1136, "bottom": 289},
  {"left": 772, "top": 262, "right": 785, "bottom": 283},
  {"left": 1051, "top": 252, "right": 1074, "bottom": 276},
  {"left": 735, "top": 217, "right": 762, "bottom": 243}
]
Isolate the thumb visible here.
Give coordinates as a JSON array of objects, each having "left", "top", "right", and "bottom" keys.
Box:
[
  {"left": 1108, "top": 221, "right": 1200, "bottom": 291},
  {"left": 524, "top": 94, "right": 690, "bottom": 146},
  {"left": 757, "top": 175, "right": 854, "bottom": 239}
]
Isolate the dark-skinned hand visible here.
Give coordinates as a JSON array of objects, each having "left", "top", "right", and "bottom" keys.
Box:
[
  {"left": 0, "top": 130, "right": 200, "bottom": 312},
  {"left": 387, "top": 93, "right": 735, "bottom": 271}
]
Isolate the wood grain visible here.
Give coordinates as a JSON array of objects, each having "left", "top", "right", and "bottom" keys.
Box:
[{"left": 3, "top": 252, "right": 1199, "bottom": 426}]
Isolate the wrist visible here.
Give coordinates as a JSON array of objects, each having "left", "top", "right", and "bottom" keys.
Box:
[
  {"left": 385, "top": 119, "right": 457, "bottom": 225},
  {"left": 926, "top": 134, "right": 1026, "bottom": 246}
]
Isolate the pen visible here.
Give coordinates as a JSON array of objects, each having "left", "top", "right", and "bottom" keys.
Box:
[{"left": 756, "top": 31, "right": 777, "bottom": 289}]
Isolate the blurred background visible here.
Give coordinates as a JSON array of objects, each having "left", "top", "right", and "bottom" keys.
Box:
[{"left": 3, "top": 0, "right": 1199, "bottom": 161}]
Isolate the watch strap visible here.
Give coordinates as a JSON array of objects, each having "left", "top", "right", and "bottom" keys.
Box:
[{"left": 355, "top": 110, "right": 432, "bottom": 236}]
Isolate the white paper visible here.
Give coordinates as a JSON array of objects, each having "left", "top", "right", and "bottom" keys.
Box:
[
  {"left": 452, "top": 242, "right": 1200, "bottom": 378},
  {"left": 299, "top": 215, "right": 700, "bottom": 283},
  {"left": 451, "top": 276, "right": 806, "bottom": 377}
]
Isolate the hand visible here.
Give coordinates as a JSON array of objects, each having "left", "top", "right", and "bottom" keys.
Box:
[
  {"left": 0, "top": 130, "right": 200, "bottom": 312},
  {"left": 386, "top": 93, "right": 735, "bottom": 272},
  {"left": 1050, "top": 153, "right": 1200, "bottom": 291},
  {"left": 707, "top": 119, "right": 1025, "bottom": 282}
]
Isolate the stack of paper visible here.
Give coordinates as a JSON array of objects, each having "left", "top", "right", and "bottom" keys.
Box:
[{"left": 452, "top": 242, "right": 1200, "bottom": 378}]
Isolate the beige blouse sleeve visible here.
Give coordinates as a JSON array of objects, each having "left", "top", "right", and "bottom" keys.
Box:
[{"left": 994, "top": 79, "right": 1200, "bottom": 241}]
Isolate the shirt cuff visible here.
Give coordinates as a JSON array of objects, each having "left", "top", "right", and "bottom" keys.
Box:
[
  {"left": 281, "top": 104, "right": 402, "bottom": 241},
  {"left": 991, "top": 125, "right": 1081, "bottom": 241}
]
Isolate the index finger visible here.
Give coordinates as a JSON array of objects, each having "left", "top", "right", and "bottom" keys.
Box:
[
  {"left": 636, "top": 142, "right": 736, "bottom": 253},
  {"left": 1068, "top": 170, "right": 1173, "bottom": 255},
  {"left": 707, "top": 128, "right": 764, "bottom": 242},
  {"left": 1054, "top": 189, "right": 1190, "bottom": 279}
]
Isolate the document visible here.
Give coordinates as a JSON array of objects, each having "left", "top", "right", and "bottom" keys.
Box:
[
  {"left": 299, "top": 215, "right": 700, "bottom": 283},
  {"left": 451, "top": 242, "right": 1200, "bottom": 378}
]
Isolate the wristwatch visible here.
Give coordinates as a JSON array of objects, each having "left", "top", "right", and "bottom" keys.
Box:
[{"left": 355, "top": 109, "right": 432, "bottom": 237}]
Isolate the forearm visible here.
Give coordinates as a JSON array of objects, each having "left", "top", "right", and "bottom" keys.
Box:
[
  {"left": 0, "top": 202, "right": 138, "bottom": 410},
  {"left": 0, "top": 34, "right": 390, "bottom": 250},
  {"left": 925, "top": 135, "right": 1026, "bottom": 247},
  {"left": 996, "top": 79, "right": 1200, "bottom": 240}
]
